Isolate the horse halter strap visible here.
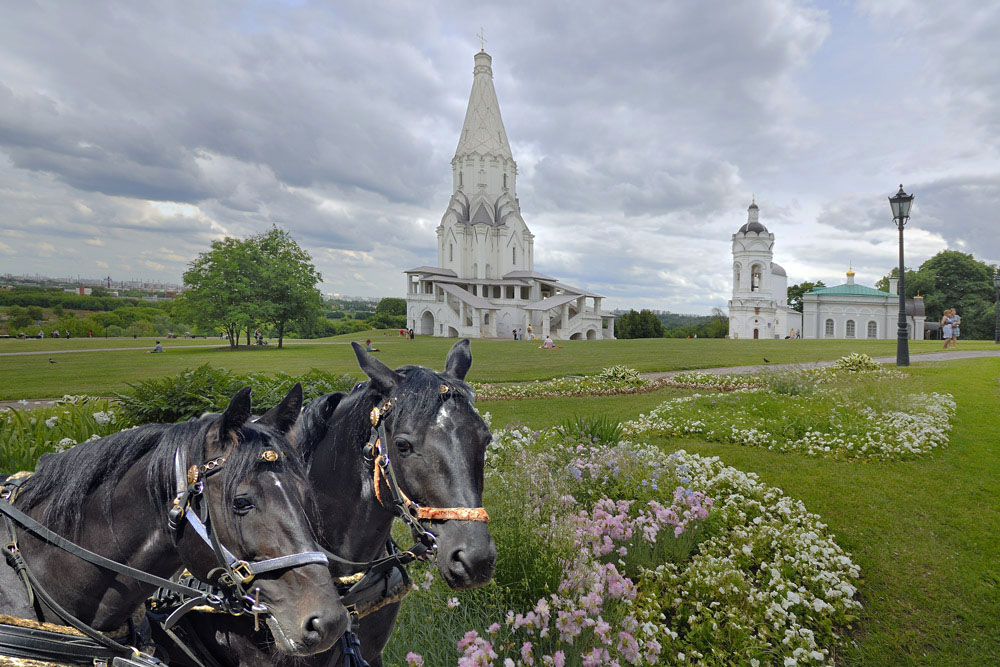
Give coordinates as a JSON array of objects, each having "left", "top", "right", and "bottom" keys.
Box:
[
  {"left": 366, "top": 394, "right": 490, "bottom": 525},
  {"left": 167, "top": 448, "right": 329, "bottom": 599}
]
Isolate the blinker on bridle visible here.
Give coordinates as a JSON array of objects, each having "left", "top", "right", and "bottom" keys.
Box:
[{"left": 365, "top": 386, "right": 491, "bottom": 529}]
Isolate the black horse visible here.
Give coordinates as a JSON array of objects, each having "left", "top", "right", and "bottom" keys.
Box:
[
  {"left": 171, "top": 340, "right": 497, "bottom": 667},
  {"left": 0, "top": 386, "right": 349, "bottom": 658}
]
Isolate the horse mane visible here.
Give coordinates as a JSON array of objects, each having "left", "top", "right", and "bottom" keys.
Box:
[{"left": 16, "top": 417, "right": 306, "bottom": 537}]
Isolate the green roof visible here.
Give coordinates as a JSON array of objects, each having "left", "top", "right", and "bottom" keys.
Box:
[{"left": 807, "top": 283, "right": 894, "bottom": 297}]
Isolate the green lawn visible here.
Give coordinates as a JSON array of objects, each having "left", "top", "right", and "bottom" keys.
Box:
[
  {"left": 3, "top": 334, "right": 998, "bottom": 664},
  {"left": 481, "top": 358, "right": 1000, "bottom": 666},
  {"left": 1, "top": 333, "right": 996, "bottom": 400}
]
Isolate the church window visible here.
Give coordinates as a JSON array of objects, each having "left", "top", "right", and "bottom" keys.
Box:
[
  {"left": 521, "top": 287, "right": 529, "bottom": 300},
  {"left": 459, "top": 172, "right": 463, "bottom": 188},
  {"left": 503, "top": 173, "right": 508, "bottom": 189},
  {"left": 825, "top": 319, "right": 834, "bottom": 337},
  {"left": 494, "top": 286, "right": 501, "bottom": 299},
  {"left": 506, "top": 286, "right": 514, "bottom": 299},
  {"left": 867, "top": 321, "right": 878, "bottom": 338},
  {"left": 751, "top": 265, "right": 762, "bottom": 292},
  {"left": 484, "top": 314, "right": 489, "bottom": 325},
  {"left": 734, "top": 266, "right": 741, "bottom": 290},
  {"left": 846, "top": 320, "right": 856, "bottom": 338},
  {"left": 449, "top": 244, "right": 453, "bottom": 262},
  {"left": 512, "top": 246, "right": 516, "bottom": 264}
]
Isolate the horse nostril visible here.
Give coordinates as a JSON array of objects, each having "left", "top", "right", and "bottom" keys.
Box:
[{"left": 302, "top": 615, "right": 330, "bottom": 647}]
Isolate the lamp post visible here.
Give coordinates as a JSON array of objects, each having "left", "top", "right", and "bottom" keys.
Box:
[
  {"left": 993, "top": 272, "right": 1000, "bottom": 344},
  {"left": 889, "top": 185, "right": 914, "bottom": 366}
]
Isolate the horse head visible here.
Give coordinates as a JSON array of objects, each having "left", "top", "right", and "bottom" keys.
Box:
[
  {"left": 177, "top": 385, "right": 348, "bottom": 655},
  {"left": 352, "top": 339, "right": 497, "bottom": 589}
]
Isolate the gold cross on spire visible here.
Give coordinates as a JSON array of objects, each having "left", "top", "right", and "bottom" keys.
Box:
[{"left": 477, "top": 27, "right": 487, "bottom": 52}]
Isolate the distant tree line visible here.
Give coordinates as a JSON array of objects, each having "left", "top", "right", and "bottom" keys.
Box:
[{"left": 615, "top": 308, "right": 729, "bottom": 339}]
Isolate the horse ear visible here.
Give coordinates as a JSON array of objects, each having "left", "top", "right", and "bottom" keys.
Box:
[
  {"left": 219, "top": 386, "right": 253, "bottom": 435},
  {"left": 257, "top": 383, "right": 303, "bottom": 435},
  {"left": 352, "top": 342, "right": 403, "bottom": 394},
  {"left": 445, "top": 339, "right": 473, "bottom": 381}
]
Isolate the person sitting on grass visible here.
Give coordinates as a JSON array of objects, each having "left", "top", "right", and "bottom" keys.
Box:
[
  {"left": 147, "top": 340, "right": 163, "bottom": 354},
  {"left": 365, "top": 338, "right": 379, "bottom": 352},
  {"left": 539, "top": 335, "right": 558, "bottom": 349}
]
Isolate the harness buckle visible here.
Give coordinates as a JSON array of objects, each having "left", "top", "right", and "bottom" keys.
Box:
[{"left": 231, "top": 560, "right": 255, "bottom": 584}]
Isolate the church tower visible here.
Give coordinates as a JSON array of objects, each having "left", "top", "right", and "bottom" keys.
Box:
[
  {"left": 728, "top": 200, "right": 794, "bottom": 339},
  {"left": 404, "top": 49, "right": 610, "bottom": 341},
  {"left": 437, "top": 50, "right": 534, "bottom": 280}
]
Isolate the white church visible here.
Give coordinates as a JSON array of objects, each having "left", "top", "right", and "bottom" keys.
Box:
[
  {"left": 728, "top": 201, "right": 925, "bottom": 340},
  {"left": 728, "top": 201, "right": 802, "bottom": 339},
  {"left": 404, "top": 50, "right": 614, "bottom": 340}
]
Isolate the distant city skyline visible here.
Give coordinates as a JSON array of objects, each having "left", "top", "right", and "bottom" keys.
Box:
[{"left": 1, "top": 2, "right": 998, "bottom": 314}]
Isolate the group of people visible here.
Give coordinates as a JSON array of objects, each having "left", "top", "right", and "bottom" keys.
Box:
[
  {"left": 397, "top": 328, "right": 415, "bottom": 339},
  {"left": 941, "top": 309, "right": 961, "bottom": 349}
]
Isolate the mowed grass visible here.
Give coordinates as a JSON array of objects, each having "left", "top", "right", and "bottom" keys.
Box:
[
  {"left": 480, "top": 358, "right": 1000, "bottom": 666},
  {"left": 1, "top": 332, "right": 995, "bottom": 400}
]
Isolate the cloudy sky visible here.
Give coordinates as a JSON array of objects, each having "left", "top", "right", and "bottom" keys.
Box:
[{"left": 1, "top": 1, "right": 998, "bottom": 313}]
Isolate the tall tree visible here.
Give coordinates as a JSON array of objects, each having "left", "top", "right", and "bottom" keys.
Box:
[
  {"left": 787, "top": 281, "right": 825, "bottom": 313},
  {"left": 252, "top": 227, "right": 323, "bottom": 349},
  {"left": 180, "top": 237, "right": 256, "bottom": 349}
]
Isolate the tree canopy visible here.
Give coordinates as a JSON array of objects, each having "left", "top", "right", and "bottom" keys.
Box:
[
  {"left": 876, "top": 250, "right": 998, "bottom": 339},
  {"left": 615, "top": 310, "right": 665, "bottom": 339},
  {"left": 180, "top": 227, "right": 323, "bottom": 348},
  {"left": 787, "top": 281, "right": 826, "bottom": 313}
]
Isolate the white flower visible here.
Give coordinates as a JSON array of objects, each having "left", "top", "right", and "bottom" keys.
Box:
[
  {"left": 447, "top": 597, "right": 460, "bottom": 609},
  {"left": 92, "top": 411, "right": 112, "bottom": 425},
  {"left": 45, "top": 416, "right": 58, "bottom": 428}
]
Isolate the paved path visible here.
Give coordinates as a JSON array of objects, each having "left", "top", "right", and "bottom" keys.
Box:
[{"left": 641, "top": 349, "right": 1000, "bottom": 380}]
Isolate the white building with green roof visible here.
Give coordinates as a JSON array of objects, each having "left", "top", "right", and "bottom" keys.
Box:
[{"left": 802, "top": 270, "right": 925, "bottom": 339}]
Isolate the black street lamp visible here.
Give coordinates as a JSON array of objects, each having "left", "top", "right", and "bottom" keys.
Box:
[
  {"left": 993, "top": 272, "right": 1000, "bottom": 345},
  {"left": 889, "top": 185, "right": 914, "bottom": 366}
]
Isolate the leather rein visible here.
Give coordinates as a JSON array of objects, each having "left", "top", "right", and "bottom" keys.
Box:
[{"left": 0, "top": 444, "right": 329, "bottom": 661}]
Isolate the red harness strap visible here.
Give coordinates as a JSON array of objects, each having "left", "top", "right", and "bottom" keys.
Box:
[{"left": 372, "top": 452, "right": 490, "bottom": 523}]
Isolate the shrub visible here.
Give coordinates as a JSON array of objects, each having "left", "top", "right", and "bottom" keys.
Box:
[
  {"left": 833, "top": 352, "right": 882, "bottom": 372},
  {"left": 597, "top": 364, "right": 644, "bottom": 385},
  {"left": 557, "top": 414, "right": 624, "bottom": 447},
  {"left": 116, "top": 364, "right": 357, "bottom": 424}
]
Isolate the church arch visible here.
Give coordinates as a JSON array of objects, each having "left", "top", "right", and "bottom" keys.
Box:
[
  {"left": 753, "top": 328, "right": 759, "bottom": 339},
  {"left": 446, "top": 326, "right": 459, "bottom": 338},
  {"left": 750, "top": 263, "right": 764, "bottom": 292},
  {"left": 570, "top": 332, "right": 583, "bottom": 340},
  {"left": 419, "top": 311, "right": 435, "bottom": 336},
  {"left": 586, "top": 329, "right": 598, "bottom": 340},
  {"left": 867, "top": 321, "right": 878, "bottom": 338},
  {"left": 825, "top": 319, "right": 834, "bottom": 337}
]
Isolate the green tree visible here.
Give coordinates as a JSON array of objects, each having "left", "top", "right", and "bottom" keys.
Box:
[
  {"left": 787, "top": 281, "right": 826, "bottom": 313},
  {"left": 8, "top": 306, "right": 32, "bottom": 329},
  {"left": 251, "top": 227, "right": 323, "bottom": 349},
  {"left": 180, "top": 237, "right": 257, "bottom": 349},
  {"left": 615, "top": 309, "right": 665, "bottom": 339},
  {"left": 375, "top": 297, "right": 406, "bottom": 316}
]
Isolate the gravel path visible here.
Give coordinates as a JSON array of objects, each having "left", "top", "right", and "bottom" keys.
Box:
[{"left": 640, "top": 348, "right": 1000, "bottom": 380}]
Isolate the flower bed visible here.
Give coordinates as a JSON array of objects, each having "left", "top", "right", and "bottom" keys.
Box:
[
  {"left": 393, "top": 424, "right": 861, "bottom": 666},
  {"left": 0, "top": 396, "right": 126, "bottom": 471},
  {"left": 623, "top": 378, "right": 955, "bottom": 461}
]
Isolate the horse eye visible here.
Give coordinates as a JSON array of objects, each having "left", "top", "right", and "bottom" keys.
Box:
[
  {"left": 233, "top": 497, "right": 255, "bottom": 513},
  {"left": 395, "top": 439, "right": 413, "bottom": 454}
]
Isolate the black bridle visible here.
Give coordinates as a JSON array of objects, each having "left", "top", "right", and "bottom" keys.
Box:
[{"left": 0, "top": 445, "right": 329, "bottom": 663}]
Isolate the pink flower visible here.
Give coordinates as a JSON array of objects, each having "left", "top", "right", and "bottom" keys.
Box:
[
  {"left": 405, "top": 652, "right": 424, "bottom": 667},
  {"left": 520, "top": 641, "right": 534, "bottom": 664}
]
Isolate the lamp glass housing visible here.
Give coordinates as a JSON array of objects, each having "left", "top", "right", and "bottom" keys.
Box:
[{"left": 889, "top": 185, "right": 914, "bottom": 222}]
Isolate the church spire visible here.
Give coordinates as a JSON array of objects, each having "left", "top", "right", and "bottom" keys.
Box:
[{"left": 454, "top": 51, "right": 514, "bottom": 162}]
